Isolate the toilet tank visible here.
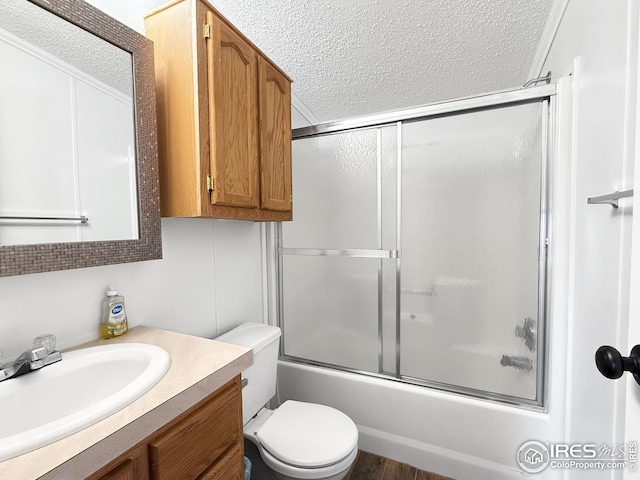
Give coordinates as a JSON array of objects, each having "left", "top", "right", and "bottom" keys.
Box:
[{"left": 215, "top": 323, "right": 281, "bottom": 424}]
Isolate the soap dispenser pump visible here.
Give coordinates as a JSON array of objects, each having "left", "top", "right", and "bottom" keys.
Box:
[{"left": 100, "top": 284, "right": 129, "bottom": 339}]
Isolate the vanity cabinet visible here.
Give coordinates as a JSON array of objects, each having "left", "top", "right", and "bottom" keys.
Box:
[
  {"left": 145, "top": 0, "right": 292, "bottom": 221},
  {"left": 88, "top": 376, "right": 243, "bottom": 480}
]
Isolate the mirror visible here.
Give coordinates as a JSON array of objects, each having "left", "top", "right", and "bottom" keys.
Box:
[{"left": 0, "top": 0, "right": 161, "bottom": 276}]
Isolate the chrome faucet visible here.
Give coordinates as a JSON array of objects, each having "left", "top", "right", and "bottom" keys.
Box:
[{"left": 0, "top": 334, "right": 62, "bottom": 382}]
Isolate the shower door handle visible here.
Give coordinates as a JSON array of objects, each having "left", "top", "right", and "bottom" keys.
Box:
[{"left": 595, "top": 345, "right": 640, "bottom": 385}]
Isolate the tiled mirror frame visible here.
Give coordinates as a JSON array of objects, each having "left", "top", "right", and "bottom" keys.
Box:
[{"left": 0, "top": 0, "right": 162, "bottom": 277}]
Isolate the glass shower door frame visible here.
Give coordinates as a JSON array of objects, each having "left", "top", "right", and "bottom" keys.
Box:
[{"left": 277, "top": 83, "right": 556, "bottom": 409}]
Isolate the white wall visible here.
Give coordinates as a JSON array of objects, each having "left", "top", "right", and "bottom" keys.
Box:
[
  {"left": 540, "top": 2, "right": 636, "bottom": 476},
  {"left": 625, "top": 5, "right": 640, "bottom": 477},
  {"left": 0, "top": 217, "right": 265, "bottom": 359},
  {"left": 0, "top": 0, "right": 265, "bottom": 360}
]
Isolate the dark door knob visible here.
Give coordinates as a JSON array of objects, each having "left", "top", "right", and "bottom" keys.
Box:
[{"left": 595, "top": 345, "right": 640, "bottom": 385}]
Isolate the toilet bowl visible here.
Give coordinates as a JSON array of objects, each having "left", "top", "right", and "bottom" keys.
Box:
[
  {"left": 216, "top": 323, "right": 358, "bottom": 480},
  {"left": 244, "top": 401, "right": 358, "bottom": 480}
]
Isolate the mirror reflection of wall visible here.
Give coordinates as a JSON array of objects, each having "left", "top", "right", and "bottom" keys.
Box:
[{"left": 0, "top": 0, "right": 138, "bottom": 246}]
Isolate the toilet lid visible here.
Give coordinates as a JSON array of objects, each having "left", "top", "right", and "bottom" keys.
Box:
[{"left": 256, "top": 400, "right": 358, "bottom": 468}]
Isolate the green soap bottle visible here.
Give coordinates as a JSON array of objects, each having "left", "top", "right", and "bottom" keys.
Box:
[{"left": 100, "top": 284, "right": 129, "bottom": 339}]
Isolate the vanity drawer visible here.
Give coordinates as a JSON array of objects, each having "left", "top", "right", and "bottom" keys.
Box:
[{"left": 148, "top": 377, "right": 242, "bottom": 479}]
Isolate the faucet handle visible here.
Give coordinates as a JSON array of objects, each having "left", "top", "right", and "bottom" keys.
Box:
[
  {"left": 30, "top": 347, "right": 48, "bottom": 362},
  {"left": 33, "top": 334, "right": 56, "bottom": 354}
]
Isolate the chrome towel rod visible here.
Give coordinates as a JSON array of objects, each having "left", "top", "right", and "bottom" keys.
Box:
[
  {"left": 0, "top": 215, "right": 89, "bottom": 223},
  {"left": 587, "top": 189, "right": 634, "bottom": 208}
]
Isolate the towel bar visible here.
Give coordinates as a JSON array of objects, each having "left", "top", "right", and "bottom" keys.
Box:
[
  {"left": 587, "top": 189, "right": 634, "bottom": 209},
  {"left": 0, "top": 215, "right": 88, "bottom": 223}
]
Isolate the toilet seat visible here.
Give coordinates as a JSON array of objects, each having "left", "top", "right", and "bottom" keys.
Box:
[
  {"left": 256, "top": 400, "right": 359, "bottom": 468},
  {"left": 258, "top": 442, "right": 358, "bottom": 480}
]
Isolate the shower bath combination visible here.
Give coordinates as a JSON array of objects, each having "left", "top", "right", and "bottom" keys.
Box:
[{"left": 277, "top": 84, "right": 554, "bottom": 409}]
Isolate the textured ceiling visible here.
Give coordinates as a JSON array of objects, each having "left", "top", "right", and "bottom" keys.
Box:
[
  {"left": 83, "top": 0, "right": 556, "bottom": 124},
  {"left": 210, "top": 0, "right": 555, "bottom": 123}
]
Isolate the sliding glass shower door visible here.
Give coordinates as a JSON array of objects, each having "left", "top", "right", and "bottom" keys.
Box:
[
  {"left": 279, "top": 126, "right": 398, "bottom": 372},
  {"left": 399, "top": 102, "right": 545, "bottom": 401},
  {"left": 278, "top": 86, "right": 552, "bottom": 407}
]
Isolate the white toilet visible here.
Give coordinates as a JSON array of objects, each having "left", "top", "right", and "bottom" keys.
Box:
[{"left": 216, "top": 323, "right": 359, "bottom": 480}]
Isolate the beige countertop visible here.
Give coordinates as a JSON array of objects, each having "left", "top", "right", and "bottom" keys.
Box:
[{"left": 0, "top": 326, "right": 252, "bottom": 480}]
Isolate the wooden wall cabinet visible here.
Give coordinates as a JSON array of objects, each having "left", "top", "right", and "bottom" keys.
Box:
[
  {"left": 88, "top": 377, "right": 244, "bottom": 480},
  {"left": 145, "top": 0, "right": 292, "bottom": 221}
]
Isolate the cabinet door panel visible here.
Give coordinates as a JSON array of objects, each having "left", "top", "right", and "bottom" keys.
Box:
[
  {"left": 98, "top": 460, "right": 135, "bottom": 480},
  {"left": 148, "top": 379, "right": 242, "bottom": 480},
  {"left": 199, "top": 442, "right": 244, "bottom": 480},
  {"left": 87, "top": 444, "right": 149, "bottom": 480},
  {"left": 259, "top": 57, "right": 292, "bottom": 212},
  {"left": 207, "top": 11, "right": 259, "bottom": 209}
]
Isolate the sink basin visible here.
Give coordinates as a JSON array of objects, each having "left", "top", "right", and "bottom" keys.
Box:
[{"left": 0, "top": 342, "right": 170, "bottom": 461}]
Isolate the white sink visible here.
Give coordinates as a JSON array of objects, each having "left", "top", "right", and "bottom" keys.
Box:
[{"left": 0, "top": 342, "right": 170, "bottom": 461}]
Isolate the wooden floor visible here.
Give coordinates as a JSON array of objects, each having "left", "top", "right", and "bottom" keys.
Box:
[
  {"left": 244, "top": 440, "right": 453, "bottom": 480},
  {"left": 344, "top": 451, "right": 454, "bottom": 480}
]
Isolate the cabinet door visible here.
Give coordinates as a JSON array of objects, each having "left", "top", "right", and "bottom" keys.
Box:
[
  {"left": 88, "top": 445, "right": 149, "bottom": 480},
  {"left": 259, "top": 57, "right": 292, "bottom": 212},
  {"left": 206, "top": 11, "right": 259, "bottom": 209},
  {"left": 97, "top": 460, "right": 136, "bottom": 480},
  {"left": 199, "top": 442, "right": 244, "bottom": 480},
  {"left": 148, "top": 378, "right": 242, "bottom": 480}
]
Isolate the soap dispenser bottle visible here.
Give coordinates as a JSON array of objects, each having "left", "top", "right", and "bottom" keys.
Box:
[{"left": 100, "top": 284, "right": 129, "bottom": 339}]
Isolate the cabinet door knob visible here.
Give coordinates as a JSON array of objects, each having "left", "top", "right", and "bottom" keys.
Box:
[{"left": 595, "top": 345, "right": 640, "bottom": 385}]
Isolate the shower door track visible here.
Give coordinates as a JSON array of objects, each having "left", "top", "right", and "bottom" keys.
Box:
[
  {"left": 292, "top": 84, "right": 556, "bottom": 140},
  {"left": 280, "top": 353, "right": 545, "bottom": 410},
  {"left": 279, "top": 83, "right": 556, "bottom": 410}
]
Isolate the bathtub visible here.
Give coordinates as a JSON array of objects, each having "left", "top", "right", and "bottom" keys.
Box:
[{"left": 277, "top": 359, "right": 566, "bottom": 480}]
